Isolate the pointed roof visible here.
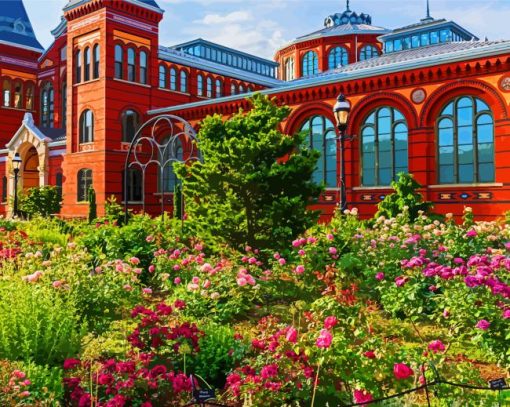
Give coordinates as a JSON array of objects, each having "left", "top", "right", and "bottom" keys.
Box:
[
  {"left": 0, "top": 0, "right": 43, "bottom": 51},
  {"left": 64, "top": 0, "right": 162, "bottom": 13}
]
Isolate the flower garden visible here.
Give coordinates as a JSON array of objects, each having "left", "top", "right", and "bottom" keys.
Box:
[{"left": 0, "top": 204, "right": 509, "bottom": 406}]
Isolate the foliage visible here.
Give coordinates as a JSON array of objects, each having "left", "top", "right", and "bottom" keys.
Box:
[
  {"left": 175, "top": 93, "right": 322, "bottom": 252},
  {"left": 18, "top": 186, "right": 61, "bottom": 218},
  {"left": 104, "top": 195, "right": 127, "bottom": 225},
  {"left": 375, "top": 172, "right": 433, "bottom": 221},
  {"left": 174, "top": 182, "right": 183, "bottom": 220},
  {"left": 88, "top": 187, "right": 97, "bottom": 223}
]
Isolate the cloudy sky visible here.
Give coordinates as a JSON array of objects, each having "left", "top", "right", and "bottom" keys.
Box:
[{"left": 23, "top": 0, "right": 510, "bottom": 59}]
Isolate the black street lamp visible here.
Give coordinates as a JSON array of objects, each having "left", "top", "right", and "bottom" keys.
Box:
[
  {"left": 333, "top": 94, "right": 352, "bottom": 213},
  {"left": 12, "top": 153, "right": 22, "bottom": 218}
]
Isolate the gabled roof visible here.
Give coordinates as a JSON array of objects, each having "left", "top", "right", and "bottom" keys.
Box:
[
  {"left": 0, "top": 0, "right": 43, "bottom": 51},
  {"left": 149, "top": 40, "right": 510, "bottom": 115}
]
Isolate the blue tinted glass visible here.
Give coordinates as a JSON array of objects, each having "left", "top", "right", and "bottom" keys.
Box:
[
  {"left": 459, "top": 164, "right": 474, "bottom": 183},
  {"left": 478, "top": 163, "right": 494, "bottom": 182},
  {"left": 421, "top": 33, "right": 429, "bottom": 45},
  {"left": 412, "top": 36, "right": 420, "bottom": 47},
  {"left": 363, "top": 166, "right": 375, "bottom": 186},
  {"left": 478, "top": 143, "right": 493, "bottom": 163},
  {"left": 458, "top": 126, "right": 473, "bottom": 145},
  {"left": 386, "top": 41, "right": 394, "bottom": 52},
  {"left": 394, "top": 39, "right": 402, "bottom": 51},
  {"left": 477, "top": 122, "right": 493, "bottom": 143},
  {"left": 379, "top": 168, "right": 392, "bottom": 185},
  {"left": 441, "top": 102, "right": 454, "bottom": 116},
  {"left": 457, "top": 107, "right": 472, "bottom": 126},
  {"left": 430, "top": 31, "right": 439, "bottom": 44},
  {"left": 458, "top": 144, "right": 473, "bottom": 165},
  {"left": 439, "top": 165, "right": 454, "bottom": 183},
  {"left": 403, "top": 37, "right": 411, "bottom": 49},
  {"left": 476, "top": 99, "right": 489, "bottom": 113},
  {"left": 395, "top": 150, "right": 408, "bottom": 168},
  {"left": 365, "top": 112, "right": 376, "bottom": 124},
  {"left": 439, "top": 146, "right": 454, "bottom": 165},
  {"left": 457, "top": 97, "right": 472, "bottom": 108}
]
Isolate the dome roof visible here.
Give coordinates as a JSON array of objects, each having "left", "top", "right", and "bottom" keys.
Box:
[{"left": 0, "top": 0, "right": 43, "bottom": 51}]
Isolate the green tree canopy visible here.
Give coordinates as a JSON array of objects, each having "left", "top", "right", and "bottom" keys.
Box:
[{"left": 176, "top": 94, "right": 323, "bottom": 251}]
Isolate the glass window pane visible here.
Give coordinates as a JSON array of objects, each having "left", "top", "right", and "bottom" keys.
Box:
[
  {"left": 476, "top": 99, "right": 489, "bottom": 113},
  {"left": 439, "top": 165, "right": 454, "bottom": 183},
  {"left": 478, "top": 143, "right": 493, "bottom": 163},
  {"left": 477, "top": 123, "right": 493, "bottom": 143},
  {"left": 379, "top": 168, "right": 392, "bottom": 185},
  {"left": 458, "top": 126, "right": 473, "bottom": 145},
  {"left": 439, "top": 146, "right": 454, "bottom": 165},
  {"left": 458, "top": 164, "right": 474, "bottom": 183},
  {"left": 478, "top": 163, "right": 494, "bottom": 182},
  {"left": 458, "top": 144, "right": 473, "bottom": 165}
]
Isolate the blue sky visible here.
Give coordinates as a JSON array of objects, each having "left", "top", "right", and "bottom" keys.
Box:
[{"left": 23, "top": 0, "right": 510, "bottom": 59}]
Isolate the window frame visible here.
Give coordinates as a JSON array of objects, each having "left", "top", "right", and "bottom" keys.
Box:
[
  {"left": 328, "top": 47, "right": 348, "bottom": 70},
  {"left": 77, "top": 169, "right": 92, "bottom": 202},
  {"left": 121, "top": 109, "right": 140, "bottom": 143},
  {"left": 79, "top": 109, "right": 94, "bottom": 144},
  {"left": 302, "top": 51, "right": 319, "bottom": 77}
]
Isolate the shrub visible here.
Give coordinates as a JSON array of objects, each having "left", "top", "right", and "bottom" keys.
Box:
[{"left": 18, "top": 186, "right": 61, "bottom": 218}]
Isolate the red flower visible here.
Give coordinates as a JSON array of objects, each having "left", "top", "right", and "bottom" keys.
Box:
[
  {"left": 324, "top": 316, "right": 338, "bottom": 329},
  {"left": 63, "top": 358, "right": 81, "bottom": 370},
  {"left": 363, "top": 350, "right": 376, "bottom": 359},
  {"left": 393, "top": 363, "right": 414, "bottom": 380},
  {"left": 353, "top": 389, "right": 374, "bottom": 405}
]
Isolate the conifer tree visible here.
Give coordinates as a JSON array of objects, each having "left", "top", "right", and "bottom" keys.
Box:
[{"left": 175, "top": 94, "right": 322, "bottom": 251}]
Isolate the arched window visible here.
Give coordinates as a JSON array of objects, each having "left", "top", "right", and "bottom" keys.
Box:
[
  {"left": 75, "top": 49, "right": 81, "bottom": 83},
  {"left": 124, "top": 168, "right": 143, "bottom": 202},
  {"left": 299, "top": 116, "right": 337, "bottom": 187},
  {"left": 140, "top": 51, "right": 148, "bottom": 84},
  {"left": 206, "top": 77, "right": 212, "bottom": 98},
  {"left": 25, "top": 84, "right": 33, "bottom": 110},
  {"left": 13, "top": 81, "right": 22, "bottom": 108},
  {"left": 359, "top": 45, "right": 379, "bottom": 61},
  {"left": 2, "top": 79, "right": 10, "bottom": 107},
  {"left": 122, "top": 109, "right": 139, "bottom": 143},
  {"left": 180, "top": 70, "right": 188, "bottom": 93},
  {"left": 247, "top": 87, "right": 253, "bottom": 93},
  {"left": 56, "top": 172, "right": 63, "bottom": 202},
  {"left": 84, "top": 47, "right": 90, "bottom": 81},
  {"left": 215, "top": 79, "right": 222, "bottom": 97},
  {"left": 127, "top": 48, "right": 136, "bottom": 82},
  {"left": 302, "top": 51, "right": 319, "bottom": 77},
  {"left": 239, "top": 85, "right": 245, "bottom": 94},
  {"left": 93, "top": 44, "right": 100, "bottom": 79},
  {"left": 231, "top": 83, "right": 237, "bottom": 95},
  {"left": 170, "top": 68, "right": 177, "bottom": 90},
  {"left": 159, "top": 65, "right": 167, "bottom": 88},
  {"left": 79, "top": 109, "right": 94, "bottom": 143},
  {"left": 284, "top": 57, "right": 294, "bottom": 80},
  {"left": 160, "top": 137, "right": 183, "bottom": 192},
  {"left": 1, "top": 175, "right": 7, "bottom": 202},
  {"left": 40, "top": 82, "right": 54, "bottom": 127},
  {"left": 114, "top": 45, "right": 123, "bottom": 79},
  {"left": 61, "top": 81, "right": 67, "bottom": 127},
  {"left": 328, "top": 47, "right": 348, "bottom": 69},
  {"left": 437, "top": 96, "right": 494, "bottom": 184},
  {"left": 77, "top": 169, "right": 92, "bottom": 202},
  {"left": 361, "top": 107, "right": 408, "bottom": 186},
  {"left": 197, "top": 74, "right": 203, "bottom": 96}
]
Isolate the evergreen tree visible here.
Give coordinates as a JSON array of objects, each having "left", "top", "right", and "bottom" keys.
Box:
[
  {"left": 88, "top": 187, "right": 97, "bottom": 223},
  {"left": 175, "top": 94, "right": 322, "bottom": 251}
]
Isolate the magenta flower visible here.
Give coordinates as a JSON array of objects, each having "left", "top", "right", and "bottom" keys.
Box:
[
  {"left": 316, "top": 329, "right": 333, "bottom": 349},
  {"left": 294, "top": 265, "right": 305, "bottom": 274},
  {"left": 363, "top": 350, "right": 376, "bottom": 359},
  {"left": 395, "top": 276, "right": 408, "bottom": 287},
  {"left": 63, "top": 358, "right": 81, "bottom": 370},
  {"left": 324, "top": 316, "right": 338, "bottom": 329},
  {"left": 428, "top": 340, "right": 445, "bottom": 353},
  {"left": 278, "top": 258, "right": 286, "bottom": 266},
  {"left": 466, "top": 229, "right": 477, "bottom": 238},
  {"left": 393, "top": 363, "right": 414, "bottom": 380},
  {"left": 286, "top": 327, "right": 298, "bottom": 343},
  {"left": 375, "top": 272, "right": 385, "bottom": 281},
  {"left": 353, "top": 389, "right": 374, "bottom": 404},
  {"left": 503, "top": 309, "right": 510, "bottom": 319},
  {"left": 328, "top": 247, "right": 338, "bottom": 255},
  {"left": 476, "top": 319, "right": 490, "bottom": 330}
]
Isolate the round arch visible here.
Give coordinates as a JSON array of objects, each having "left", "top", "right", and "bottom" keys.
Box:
[{"left": 284, "top": 101, "right": 336, "bottom": 135}]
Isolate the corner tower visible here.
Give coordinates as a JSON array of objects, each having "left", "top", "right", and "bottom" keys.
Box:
[{"left": 61, "top": 0, "right": 163, "bottom": 217}]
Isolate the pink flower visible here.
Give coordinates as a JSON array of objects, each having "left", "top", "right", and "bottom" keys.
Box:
[
  {"left": 327, "top": 233, "right": 334, "bottom": 241},
  {"left": 142, "top": 288, "right": 152, "bottom": 295},
  {"left": 260, "top": 364, "right": 278, "bottom": 379},
  {"left": 286, "top": 327, "right": 298, "bottom": 343},
  {"left": 123, "top": 284, "right": 132, "bottom": 291},
  {"left": 476, "top": 319, "right": 490, "bottom": 330},
  {"left": 294, "top": 265, "right": 305, "bottom": 274},
  {"left": 191, "top": 276, "right": 200, "bottom": 284},
  {"left": 278, "top": 258, "right": 286, "bottom": 266},
  {"left": 324, "top": 316, "right": 337, "bottom": 329},
  {"left": 466, "top": 229, "right": 477, "bottom": 238},
  {"left": 200, "top": 263, "right": 213, "bottom": 273},
  {"left": 145, "top": 235, "right": 154, "bottom": 242},
  {"left": 395, "top": 276, "right": 408, "bottom": 287},
  {"left": 298, "top": 249, "right": 306, "bottom": 256},
  {"left": 353, "top": 389, "right": 373, "bottom": 404},
  {"left": 52, "top": 280, "right": 62, "bottom": 288},
  {"left": 129, "top": 257, "right": 140, "bottom": 265},
  {"left": 273, "top": 252, "right": 280, "bottom": 260},
  {"left": 428, "top": 340, "right": 445, "bottom": 353},
  {"left": 328, "top": 247, "right": 337, "bottom": 255},
  {"left": 393, "top": 363, "right": 414, "bottom": 380},
  {"left": 174, "top": 277, "right": 181, "bottom": 285},
  {"left": 503, "top": 309, "right": 510, "bottom": 319},
  {"left": 375, "top": 272, "right": 385, "bottom": 281},
  {"left": 237, "top": 277, "right": 247, "bottom": 286},
  {"left": 363, "top": 350, "right": 376, "bottom": 359},
  {"left": 63, "top": 359, "right": 81, "bottom": 370},
  {"left": 194, "top": 243, "right": 203, "bottom": 251},
  {"left": 202, "top": 279, "right": 211, "bottom": 289},
  {"left": 443, "top": 309, "right": 450, "bottom": 318},
  {"left": 19, "top": 391, "right": 30, "bottom": 398},
  {"left": 148, "top": 265, "right": 155, "bottom": 273},
  {"left": 316, "top": 329, "right": 333, "bottom": 349}
]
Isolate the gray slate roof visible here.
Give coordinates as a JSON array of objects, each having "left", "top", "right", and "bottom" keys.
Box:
[
  {"left": 0, "top": 0, "right": 43, "bottom": 51},
  {"left": 38, "top": 127, "right": 66, "bottom": 142}
]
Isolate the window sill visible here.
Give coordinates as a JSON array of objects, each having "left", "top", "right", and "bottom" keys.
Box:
[
  {"left": 158, "top": 87, "right": 190, "bottom": 96},
  {"left": 113, "top": 78, "right": 151, "bottom": 88},
  {"left": 121, "top": 201, "right": 144, "bottom": 204},
  {"left": 1, "top": 106, "right": 32, "bottom": 112},
  {"left": 353, "top": 186, "right": 394, "bottom": 191},
  {"left": 428, "top": 183, "right": 503, "bottom": 188},
  {"left": 73, "top": 78, "right": 101, "bottom": 86}
]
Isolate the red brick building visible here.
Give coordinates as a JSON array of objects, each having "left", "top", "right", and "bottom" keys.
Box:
[{"left": 1, "top": 0, "right": 510, "bottom": 220}]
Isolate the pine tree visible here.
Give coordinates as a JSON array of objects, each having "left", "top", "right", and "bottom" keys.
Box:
[
  {"left": 175, "top": 94, "right": 322, "bottom": 251},
  {"left": 88, "top": 187, "right": 97, "bottom": 223}
]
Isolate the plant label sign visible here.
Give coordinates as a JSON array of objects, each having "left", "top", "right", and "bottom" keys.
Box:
[
  {"left": 489, "top": 378, "right": 506, "bottom": 390},
  {"left": 194, "top": 389, "right": 216, "bottom": 402}
]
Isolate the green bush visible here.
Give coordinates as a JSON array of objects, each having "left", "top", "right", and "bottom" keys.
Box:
[
  {"left": 18, "top": 186, "right": 61, "bottom": 218},
  {"left": 0, "top": 281, "right": 85, "bottom": 366}
]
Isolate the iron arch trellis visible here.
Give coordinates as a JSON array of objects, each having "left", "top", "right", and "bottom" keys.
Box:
[{"left": 123, "top": 114, "right": 200, "bottom": 222}]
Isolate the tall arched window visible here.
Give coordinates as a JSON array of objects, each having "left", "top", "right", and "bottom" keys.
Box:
[
  {"left": 114, "top": 45, "right": 123, "bottom": 79},
  {"left": 302, "top": 51, "right": 319, "bottom": 77},
  {"left": 284, "top": 58, "right": 294, "bottom": 80},
  {"left": 122, "top": 109, "right": 139, "bottom": 143},
  {"left": 160, "top": 137, "right": 183, "bottom": 192},
  {"left": 206, "top": 77, "right": 212, "bottom": 98},
  {"left": 124, "top": 168, "right": 143, "bottom": 202},
  {"left": 1, "top": 175, "right": 7, "bottom": 202},
  {"left": 328, "top": 47, "right": 348, "bottom": 69},
  {"left": 127, "top": 48, "right": 136, "bottom": 82},
  {"left": 197, "top": 74, "right": 203, "bottom": 96},
  {"left": 79, "top": 109, "right": 94, "bottom": 143},
  {"left": 437, "top": 96, "right": 494, "bottom": 184},
  {"left": 359, "top": 45, "right": 379, "bottom": 61},
  {"left": 140, "top": 51, "right": 148, "bottom": 84},
  {"left": 40, "top": 82, "right": 54, "bottom": 127},
  {"left": 215, "top": 79, "right": 222, "bottom": 97},
  {"left": 159, "top": 65, "right": 167, "bottom": 88},
  {"left": 75, "top": 49, "right": 82, "bottom": 83},
  {"left": 231, "top": 83, "right": 237, "bottom": 95},
  {"left": 56, "top": 172, "right": 63, "bottom": 202},
  {"left": 13, "top": 81, "right": 22, "bottom": 108},
  {"left": 170, "top": 68, "right": 177, "bottom": 90},
  {"left": 93, "top": 44, "right": 100, "bottom": 79},
  {"left": 84, "top": 47, "right": 91, "bottom": 81},
  {"left": 25, "top": 84, "right": 34, "bottom": 110},
  {"left": 77, "top": 169, "right": 92, "bottom": 202},
  {"left": 299, "top": 116, "right": 337, "bottom": 187},
  {"left": 2, "top": 79, "right": 10, "bottom": 107},
  {"left": 239, "top": 85, "right": 245, "bottom": 94},
  {"left": 361, "top": 107, "right": 408, "bottom": 186},
  {"left": 180, "top": 70, "right": 188, "bottom": 93},
  {"left": 61, "top": 81, "right": 67, "bottom": 127}
]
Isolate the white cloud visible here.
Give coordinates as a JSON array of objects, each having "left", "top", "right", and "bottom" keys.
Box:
[{"left": 196, "top": 11, "right": 251, "bottom": 25}]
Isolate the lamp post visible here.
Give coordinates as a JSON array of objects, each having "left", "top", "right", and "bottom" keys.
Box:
[
  {"left": 12, "top": 153, "right": 22, "bottom": 218},
  {"left": 333, "top": 94, "right": 352, "bottom": 213}
]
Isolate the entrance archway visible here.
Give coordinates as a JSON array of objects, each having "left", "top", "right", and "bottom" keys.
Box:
[{"left": 23, "top": 146, "right": 39, "bottom": 191}]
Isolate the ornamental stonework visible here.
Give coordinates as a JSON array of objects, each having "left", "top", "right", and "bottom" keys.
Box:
[
  {"left": 500, "top": 76, "right": 510, "bottom": 92},
  {"left": 411, "top": 88, "right": 426, "bottom": 104}
]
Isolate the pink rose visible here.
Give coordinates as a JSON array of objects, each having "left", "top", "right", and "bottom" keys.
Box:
[
  {"left": 503, "top": 309, "right": 510, "bottom": 319},
  {"left": 142, "top": 288, "right": 152, "bottom": 295},
  {"left": 294, "top": 265, "right": 305, "bottom": 274},
  {"left": 466, "top": 229, "right": 477, "bottom": 238},
  {"left": 129, "top": 257, "right": 140, "bottom": 265},
  {"left": 393, "top": 363, "right": 414, "bottom": 380},
  {"left": 148, "top": 265, "right": 155, "bottom": 273},
  {"left": 328, "top": 247, "right": 337, "bottom": 255},
  {"left": 353, "top": 389, "right": 373, "bottom": 404},
  {"left": 63, "top": 358, "right": 81, "bottom": 370},
  {"left": 52, "top": 280, "right": 62, "bottom": 288},
  {"left": 375, "top": 272, "right": 385, "bottom": 281},
  {"left": 428, "top": 340, "right": 445, "bottom": 353},
  {"left": 363, "top": 350, "right": 376, "bottom": 359},
  {"left": 174, "top": 277, "right": 181, "bottom": 285},
  {"left": 316, "top": 329, "right": 333, "bottom": 349},
  {"left": 476, "top": 319, "right": 490, "bottom": 330},
  {"left": 191, "top": 276, "right": 200, "bottom": 284},
  {"left": 237, "top": 277, "right": 247, "bottom": 286},
  {"left": 395, "top": 276, "right": 408, "bottom": 287},
  {"left": 278, "top": 258, "right": 286, "bottom": 266},
  {"left": 286, "top": 327, "right": 298, "bottom": 343},
  {"left": 324, "top": 316, "right": 337, "bottom": 329}
]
